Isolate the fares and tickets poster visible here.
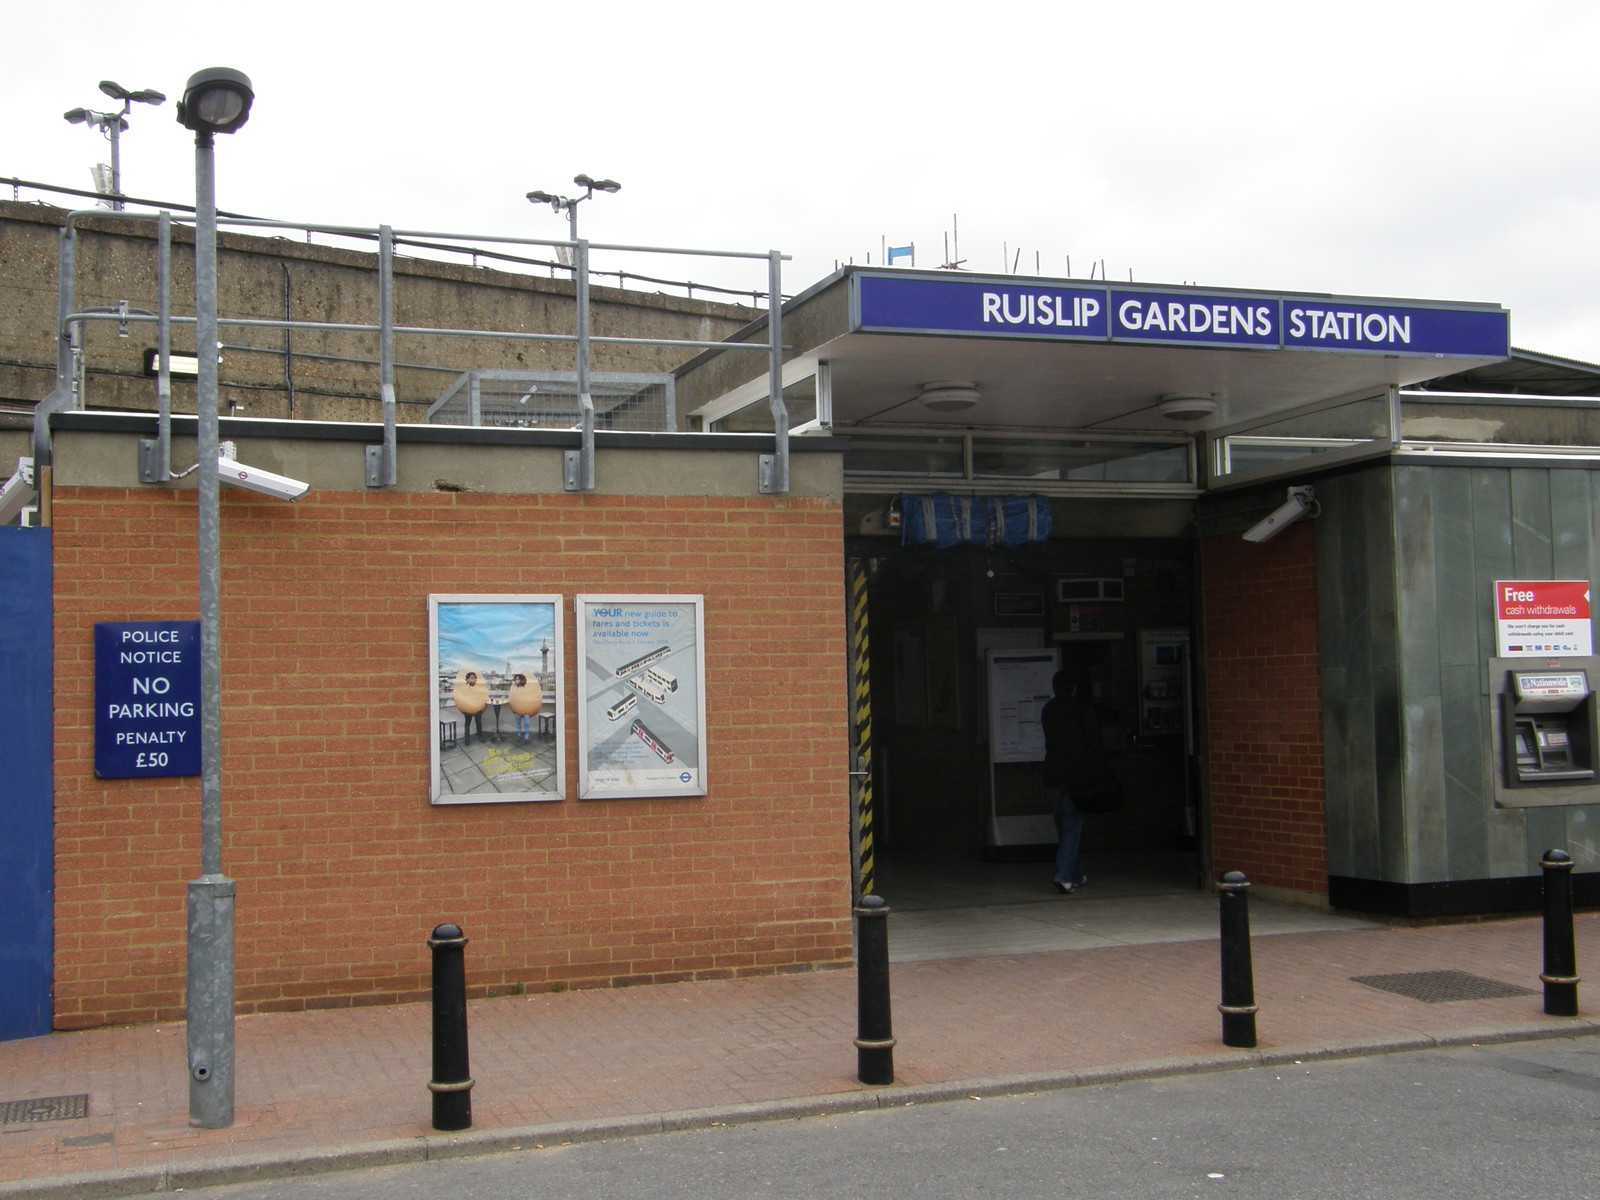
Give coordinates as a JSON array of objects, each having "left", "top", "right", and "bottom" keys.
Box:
[
  {"left": 428, "top": 595, "right": 563, "bottom": 805},
  {"left": 577, "top": 595, "right": 706, "bottom": 799}
]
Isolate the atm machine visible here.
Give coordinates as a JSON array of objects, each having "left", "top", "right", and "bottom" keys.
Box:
[
  {"left": 1502, "top": 670, "right": 1595, "bottom": 785},
  {"left": 1491, "top": 657, "right": 1600, "bottom": 803}
]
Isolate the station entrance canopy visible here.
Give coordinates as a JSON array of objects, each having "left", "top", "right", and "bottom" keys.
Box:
[{"left": 694, "top": 268, "right": 1511, "bottom": 439}]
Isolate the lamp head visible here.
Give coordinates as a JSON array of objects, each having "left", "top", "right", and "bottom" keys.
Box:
[
  {"left": 64, "top": 108, "right": 89, "bottom": 124},
  {"left": 177, "top": 67, "right": 254, "bottom": 135},
  {"left": 574, "top": 173, "right": 620, "bottom": 193},
  {"left": 526, "top": 190, "right": 556, "bottom": 204},
  {"left": 99, "top": 80, "right": 130, "bottom": 101}
]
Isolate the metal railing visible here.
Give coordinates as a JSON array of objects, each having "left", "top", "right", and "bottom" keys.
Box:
[{"left": 30, "top": 204, "right": 796, "bottom": 493}]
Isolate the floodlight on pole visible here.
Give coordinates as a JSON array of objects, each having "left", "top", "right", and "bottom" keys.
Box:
[
  {"left": 524, "top": 172, "right": 620, "bottom": 242},
  {"left": 179, "top": 64, "right": 253, "bottom": 1134},
  {"left": 62, "top": 79, "right": 165, "bottom": 210}
]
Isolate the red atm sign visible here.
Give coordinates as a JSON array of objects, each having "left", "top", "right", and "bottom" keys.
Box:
[{"left": 1494, "top": 580, "right": 1593, "bottom": 657}]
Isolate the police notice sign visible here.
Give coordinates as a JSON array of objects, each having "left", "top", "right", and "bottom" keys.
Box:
[
  {"left": 1494, "top": 580, "right": 1593, "bottom": 657},
  {"left": 94, "top": 621, "right": 202, "bottom": 778}
]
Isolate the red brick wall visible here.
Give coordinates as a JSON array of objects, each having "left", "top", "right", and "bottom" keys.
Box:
[
  {"left": 51, "top": 486, "right": 851, "bottom": 1029},
  {"left": 1200, "top": 523, "right": 1327, "bottom": 895}
]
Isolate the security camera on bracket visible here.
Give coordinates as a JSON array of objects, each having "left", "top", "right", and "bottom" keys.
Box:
[
  {"left": 1, "top": 457, "right": 37, "bottom": 525},
  {"left": 1241, "top": 485, "right": 1317, "bottom": 543},
  {"left": 218, "top": 441, "right": 309, "bottom": 502}
]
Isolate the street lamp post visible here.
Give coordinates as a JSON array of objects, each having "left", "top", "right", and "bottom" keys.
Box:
[
  {"left": 63, "top": 81, "right": 166, "bottom": 210},
  {"left": 525, "top": 172, "right": 619, "bottom": 244},
  {"left": 525, "top": 175, "right": 618, "bottom": 490},
  {"left": 176, "top": 66, "right": 253, "bottom": 1132}
]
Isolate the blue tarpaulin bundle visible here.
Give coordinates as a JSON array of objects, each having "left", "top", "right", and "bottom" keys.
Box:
[{"left": 899, "top": 493, "right": 1051, "bottom": 548}]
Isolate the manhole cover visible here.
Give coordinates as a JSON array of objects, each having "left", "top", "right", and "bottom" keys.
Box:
[
  {"left": 1351, "top": 969, "right": 1537, "bottom": 1003},
  {"left": 0, "top": 1094, "right": 90, "bottom": 1125}
]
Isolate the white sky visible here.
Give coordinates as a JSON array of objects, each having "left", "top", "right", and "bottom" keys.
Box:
[{"left": 7, "top": 0, "right": 1600, "bottom": 364}]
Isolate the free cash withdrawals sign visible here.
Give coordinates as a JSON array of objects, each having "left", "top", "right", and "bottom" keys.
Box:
[
  {"left": 1494, "top": 580, "right": 1593, "bottom": 657},
  {"left": 94, "top": 620, "right": 201, "bottom": 778}
]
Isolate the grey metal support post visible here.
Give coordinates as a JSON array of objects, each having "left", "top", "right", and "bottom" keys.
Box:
[
  {"left": 186, "top": 127, "right": 237, "bottom": 1131},
  {"left": 139, "top": 211, "right": 174, "bottom": 482},
  {"left": 1217, "top": 871, "right": 1258, "bottom": 1048},
  {"left": 31, "top": 223, "right": 79, "bottom": 469},
  {"left": 108, "top": 117, "right": 123, "bottom": 210},
  {"left": 366, "top": 224, "right": 398, "bottom": 487},
  {"left": 1540, "top": 849, "right": 1579, "bottom": 1017},
  {"left": 759, "top": 250, "right": 789, "bottom": 494},
  {"left": 565, "top": 239, "right": 596, "bottom": 491}
]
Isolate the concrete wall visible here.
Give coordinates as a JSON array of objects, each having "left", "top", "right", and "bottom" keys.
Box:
[
  {"left": 47, "top": 420, "right": 851, "bottom": 1029},
  {"left": 0, "top": 200, "right": 757, "bottom": 427}
]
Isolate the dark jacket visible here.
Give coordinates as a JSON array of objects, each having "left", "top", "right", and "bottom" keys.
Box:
[{"left": 1041, "top": 693, "right": 1104, "bottom": 789}]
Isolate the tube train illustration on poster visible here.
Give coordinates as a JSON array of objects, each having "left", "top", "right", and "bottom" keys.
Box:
[{"left": 577, "top": 595, "right": 706, "bottom": 799}]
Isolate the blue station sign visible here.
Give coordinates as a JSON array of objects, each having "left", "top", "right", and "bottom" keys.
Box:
[
  {"left": 857, "top": 274, "right": 1108, "bottom": 340},
  {"left": 853, "top": 273, "right": 1510, "bottom": 359},
  {"left": 94, "top": 620, "right": 202, "bottom": 779},
  {"left": 1110, "top": 290, "right": 1278, "bottom": 348}
]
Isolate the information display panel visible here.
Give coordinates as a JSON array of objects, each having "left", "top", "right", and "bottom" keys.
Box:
[{"left": 577, "top": 595, "right": 706, "bottom": 799}]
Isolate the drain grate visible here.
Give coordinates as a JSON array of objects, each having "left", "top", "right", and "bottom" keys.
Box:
[
  {"left": 1351, "top": 969, "right": 1537, "bottom": 1004},
  {"left": 0, "top": 1094, "right": 90, "bottom": 1125}
]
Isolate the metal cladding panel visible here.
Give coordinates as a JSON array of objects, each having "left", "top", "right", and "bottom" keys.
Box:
[
  {"left": 1550, "top": 469, "right": 1598, "bottom": 578},
  {"left": 1510, "top": 471, "right": 1555, "bottom": 578},
  {"left": 1440, "top": 662, "right": 1492, "bottom": 879},
  {"left": 1319, "top": 470, "right": 1389, "bottom": 879},
  {"left": 1431, "top": 469, "right": 1483, "bottom": 668},
  {"left": 1332, "top": 463, "right": 1600, "bottom": 890}
]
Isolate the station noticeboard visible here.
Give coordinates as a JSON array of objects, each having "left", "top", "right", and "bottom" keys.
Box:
[
  {"left": 94, "top": 620, "right": 202, "bottom": 778},
  {"left": 1493, "top": 580, "right": 1593, "bottom": 657}
]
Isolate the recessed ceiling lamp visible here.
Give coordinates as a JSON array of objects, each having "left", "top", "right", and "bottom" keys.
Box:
[
  {"left": 919, "top": 381, "right": 981, "bottom": 412},
  {"left": 1158, "top": 393, "right": 1219, "bottom": 422}
]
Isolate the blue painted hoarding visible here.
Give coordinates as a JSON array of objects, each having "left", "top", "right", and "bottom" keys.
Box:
[
  {"left": 1, "top": 527, "right": 53, "bottom": 1040},
  {"left": 94, "top": 620, "right": 202, "bottom": 779}
]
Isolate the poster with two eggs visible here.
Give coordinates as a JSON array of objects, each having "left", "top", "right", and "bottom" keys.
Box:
[{"left": 428, "top": 594, "right": 705, "bottom": 803}]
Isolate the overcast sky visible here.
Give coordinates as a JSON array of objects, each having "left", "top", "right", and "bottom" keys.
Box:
[{"left": 7, "top": 0, "right": 1600, "bottom": 364}]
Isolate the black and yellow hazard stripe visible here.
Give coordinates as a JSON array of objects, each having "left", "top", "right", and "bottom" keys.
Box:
[{"left": 849, "top": 559, "right": 875, "bottom": 896}]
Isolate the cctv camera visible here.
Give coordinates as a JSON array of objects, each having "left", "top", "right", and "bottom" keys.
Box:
[
  {"left": 1, "top": 457, "right": 38, "bottom": 525},
  {"left": 217, "top": 453, "right": 310, "bottom": 502},
  {"left": 1241, "top": 485, "right": 1316, "bottom": 543}
]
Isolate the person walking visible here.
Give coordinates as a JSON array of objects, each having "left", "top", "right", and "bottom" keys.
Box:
[{"left": 1041, "top": 670, "right": 1104, "bottom": 895}]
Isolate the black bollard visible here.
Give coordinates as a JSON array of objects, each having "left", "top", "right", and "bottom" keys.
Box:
[
  {"left": 1540, "top": 850, "right": 1580, "bottom": 1018},
  {"left": 427, "top": 923, "right": 474, "bottom": 1131},
  {"left": 854, "top": 894, "right": 896, "bottom": 1085},
  {"left": 1217, "top": 871, "right": 1258, "bottom": 1048}
]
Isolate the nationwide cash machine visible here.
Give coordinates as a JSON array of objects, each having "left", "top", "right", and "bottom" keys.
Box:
[{"left": 1491, "top": 657, "right": 1600, "bottom": 804}]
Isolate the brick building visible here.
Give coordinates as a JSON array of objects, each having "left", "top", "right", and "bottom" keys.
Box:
[{"left": 4, "top": 198, "right": 1600, "bottom": 1039}]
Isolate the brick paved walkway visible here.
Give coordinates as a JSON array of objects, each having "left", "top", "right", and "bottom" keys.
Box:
[{"left": 1, "top": 912, "right": 1595, "bottom": 1197}]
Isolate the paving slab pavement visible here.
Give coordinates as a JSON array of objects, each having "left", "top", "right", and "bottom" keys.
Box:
[{"left": 1, "top": 906, "right": 1595, "bottom": 1198}]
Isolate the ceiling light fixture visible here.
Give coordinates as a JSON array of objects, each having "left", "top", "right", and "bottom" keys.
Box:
[
  {"left": 918, "top": 380, "right": 981, "bottom": 412},
  {"left": 1158, "top": 393, "right": 1219, "bottom": 422}
]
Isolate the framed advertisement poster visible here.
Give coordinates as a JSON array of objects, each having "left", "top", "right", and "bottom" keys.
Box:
[
  {"left": 428, "top": 594, "right": 564, "bottom": 805},
  {"left": 577, "top": 594, "right": 706, "bottom": 799}
]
